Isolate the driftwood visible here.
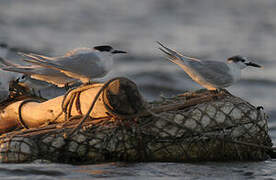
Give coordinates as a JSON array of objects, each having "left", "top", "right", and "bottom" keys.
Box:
[{"left": 0, "top": 78, "right": 273, "bottom": 163}]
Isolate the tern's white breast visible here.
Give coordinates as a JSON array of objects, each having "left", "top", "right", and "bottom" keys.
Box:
[{"left": 227, "top": 63, "right": 241, "bottom": 83}]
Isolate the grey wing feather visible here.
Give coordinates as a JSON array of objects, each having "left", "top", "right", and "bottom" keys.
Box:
[
  {"left": 189, "top": 60, "right": 234, "bottom": 87},
  {"left": 2, "top": 66, "right": 36, "bottom": 74},
  {"left": 58, "top": 52, "right": 106, "bottom": 78},
  {"left": 56, "top": 53, "right": 101, "bottom": 71},
  {"left": 2, "top": 66, "right": 76, "bottom": 87},
  {"left": 21, "top": 55, "right": 86, "bottom": 80},
  {"left": 23, "top": 52, "right": 104, "bottom": 79},
  {"left": 19, "top": 52, "right": 55, "bottom": 61}
]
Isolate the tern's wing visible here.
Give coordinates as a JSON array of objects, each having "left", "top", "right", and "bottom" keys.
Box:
[
  {"left": 189, "top": 60, "right": 234, "bottom": 87},
  {"left": 1, "top": 66, "right": 76, "bottom": 87},
  {"left": 0, "top": 58, "right": 71, "bottom": 87},
  {"left": 19, "top": 52, "right": 55, "bottom": 61},
  {"left": 22, "top": 52, "right": 104, "bottom": 79},
  {"left": 18, "top": 52, "right": 81, "bottom": 79},
  {"left": 157, "top": 42, "right": 234, "bottom": 87}
]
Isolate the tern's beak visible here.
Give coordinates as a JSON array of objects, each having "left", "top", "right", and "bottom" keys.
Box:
[
  {"left": 112, "top": 50, "right": 127, "bottom": 54},
  {"left": 245, "top": 62, "right": 263, "bottom": 68}
]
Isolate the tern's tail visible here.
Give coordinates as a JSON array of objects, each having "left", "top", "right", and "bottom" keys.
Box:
[{"left": 157, "top": 41, "right": 201, "bottom": 65}]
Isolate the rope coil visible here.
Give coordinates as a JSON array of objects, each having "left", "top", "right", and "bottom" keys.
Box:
[
  {"left": 17, "top": 99, "right": 43, "bottom": 129},
  {"left": 61, "top": 77, "right": 141, "bottom": 138}
]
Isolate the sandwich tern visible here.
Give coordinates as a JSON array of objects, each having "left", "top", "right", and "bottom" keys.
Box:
[
  {"left": 19, "top": 45, "right": 127, "bottom": 84},
  {"left": 157, "top": 41, "right": 262, "bottom": 91}
]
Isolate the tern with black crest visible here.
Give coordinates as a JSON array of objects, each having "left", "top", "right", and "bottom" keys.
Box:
[
  {"left": 1, "top": 45, "right": 126, "bottom": 88},
  {"left": 18, "top": 45, "right": 127, "bottom": 84},
  {"left": 157, "top": 41, "right": 262, "bottom": 91}
]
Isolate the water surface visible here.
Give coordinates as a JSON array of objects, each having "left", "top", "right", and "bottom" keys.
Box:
[{"left": 0, "top": 0, "right": 276, "bottom": 179}]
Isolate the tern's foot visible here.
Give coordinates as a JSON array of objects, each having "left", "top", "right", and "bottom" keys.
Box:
[
  {"left": 209, "top": 88, "right": 231, "bottom": 95},
  {"left": 207, "top": 88, "right": 231, "bottom": 100},
  {"left": 219, "top": 89, "right": 231, "bottom": 95}
]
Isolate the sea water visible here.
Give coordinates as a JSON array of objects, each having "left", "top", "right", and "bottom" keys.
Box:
[{"left": 0, "top": 0, "right": 276, "bottom": 179}]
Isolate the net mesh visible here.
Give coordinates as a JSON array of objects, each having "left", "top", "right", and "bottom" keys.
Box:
[{"left": 0, "top": 91, "right": 272, "bottom": 163}]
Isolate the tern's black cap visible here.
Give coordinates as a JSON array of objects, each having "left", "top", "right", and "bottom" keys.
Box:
[
  {"left": 93, "top": 45, "right": 113, "bottom": 52},
  {"left": 227, "top": 55, "right": 246, "bottom": 62}
]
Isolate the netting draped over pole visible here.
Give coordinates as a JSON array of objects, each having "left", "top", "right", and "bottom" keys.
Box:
[{"left": 0, "top": 77, "right": 273, "bottom": 163}]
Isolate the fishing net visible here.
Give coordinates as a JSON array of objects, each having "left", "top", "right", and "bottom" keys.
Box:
[{"left": 0, "top": 78, "right": 272, "bottom": 163}]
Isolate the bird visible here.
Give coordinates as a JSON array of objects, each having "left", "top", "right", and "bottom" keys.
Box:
[
  {"left": 18, "top": 45, "right": 127, "bottom": 84},
  {"left": 157, "top": 41, "right": 262, "bottom": 91}
]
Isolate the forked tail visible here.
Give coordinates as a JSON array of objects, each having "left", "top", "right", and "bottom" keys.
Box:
[{"left": 157, "top": 41, "right": 201, "bottom": 64}]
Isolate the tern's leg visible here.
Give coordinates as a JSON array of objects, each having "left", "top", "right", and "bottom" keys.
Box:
[
  {"left": 38, "top": 90, "right": 42, "bottom": 98},
  {"left": 31, "top": 88, "right": 36, "bottom": 96},
  {"left": 30, "top": 88, "right": 43, "bottom": 98},
  {"left": 65, "top": 83, "right": 70, "bottom": 91}
]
